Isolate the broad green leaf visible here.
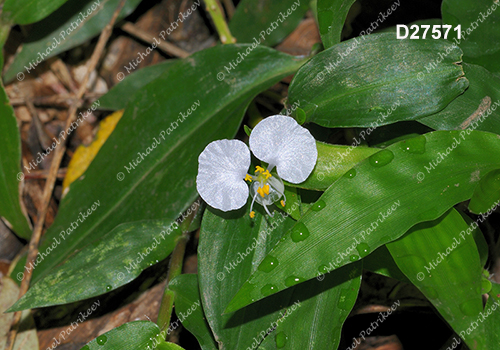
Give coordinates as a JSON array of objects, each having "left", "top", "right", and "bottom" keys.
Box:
[
  {"left": 469, "top": 169, "right": 500, "bottom": 214},
  {"left": 8, "top": 220, "right": 182, "bottom": 311},
  {"left": 229, "top": 0, "right": 309, "bottom": 47},
  {"left": 287, "top": 141, "right": 379, "bottom": 191},
  {"left": 99, "top": 60, "right": 178, "bottom": 110},
  {"left": 24, "top": 45, "right": 305, "bottom": 288},
  {"left": 317, "top": 0, "right": 356, "bottom": 48},
  {"left": 3, "top": 0, "right": 143, "bottom": 83},
  {"left": 78, "top": 321, "right": 181, "bottom": 350},
  {"left": 0, "top": 82, "right": 32, "bottom": 239},
  {"left": 442, "top": 0, "right": 500, "bottom": 74},
  {"left": 199, "top": 209, "right": 361, "bottom": 350},
  {"left": 226, "top": 131, "right": 500, "bottom": 312},
  {"left": 363, "top": 245, "right": 409, "bottom": 282},
  {"left": 257, "top": 262, "right": 362, "bottom": 350},
  {"left": 198, "top": 209, "right": 298, "bottom": 349},
  {"left": 386, "top": 209, "right": 484, "bottom": 349},
  {"left": 169, "top": 274, "right": 218, "bottom": 350},
  {"left": 419, "top": 63, "right": 500, "bottom": 134},
  {"left": 287, "top": 34, "right": 468, "bottom": 128},
  {"left": 1, "top": 0, "right": 68, "bottom": 25}
]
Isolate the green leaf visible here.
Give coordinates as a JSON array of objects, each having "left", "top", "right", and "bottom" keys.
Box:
[
  {"left": 442, "top": 0, "right": 500, "bottom": 74},
  {"left": 169, "top": 274, "right": 218, "bottom": 350},
  {"left": 24, "top": 45, "right": 304, "bottom": 288},
  {"left": 386, "top": 209, "right": 484, "bottom": 349},
  {"left": 99, "top": 61, "right": 178, "bottom": 110},
  {"left": 363, "top": 245, "right": 409, "bottom": 282},
  {"left": 419, "top": 63, "right": 500, "bottom": 134},
  {"left": 78, "top": 321, "right": 182, "bottom": 350},
  {"left": 8, "top": 220, "right": 182, "bottom": 311},
  {"left": 317, "top": 0, "right": 356, "bottom": 48},
  {"left": 288, "top": 34, "right": 468, "bottom": 127},
  {"left": 0, "top": 82, "right": 32, "bottom": 239},
  {"left": 3, "top": 0, "right": 143, "bottom": 83},
  {"left": 1, "top": 0, "right": 69, "bottom": 25},
  {"left": 469, "top": 169, "right": 500, "bottom": 214},
  {"left": 229, "top": 0, "right": 309, "bottom": 47},
  {"left": 257, "top": 262, "right": 362, "bottom": 350},
  {"left": 226, "top": 130, "right": 500, "bottom": 312},
  {"left": 287, "top": 141, "right": 379, "bottom": 191},
  {"left": 198, "top": 209, "right": 361, "bottom": 350}
]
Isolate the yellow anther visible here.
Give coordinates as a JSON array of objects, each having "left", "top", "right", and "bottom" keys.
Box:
[
  {"left": 263, "top": 170, "right": 272, "bottom": 179},
  {"left": 244, "top": 174, "right": 253, "bottom": 182},
  {"left": 280, "top": 200, "right": 286, "bottom": 207},
  {"left": 255, "top": 166, "right": 265, "bottom": 174},
  {"left": 257, "top": 184, "right": 270, "bottom": 198},
  {"left": 249, "top": 211, "right": 256, "bottom": 218}
]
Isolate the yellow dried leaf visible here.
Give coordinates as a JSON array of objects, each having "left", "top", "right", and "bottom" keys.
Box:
[{"left": 63, "top": 110, "right": 124, "bottom": 192}]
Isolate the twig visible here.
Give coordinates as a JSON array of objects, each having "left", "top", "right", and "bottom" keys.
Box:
[
  {"left": 121, "top": 22, "right": 190, "bottom": 58},
  {"left": 5, "top": 1, "right": 127, "bottom": 349},
  {"left": 221, "top": 0, "right": 235, "bottom": 19},
  {"left": 10, "top": 92, "right": 103, "bottom": 108},
  {"left": 24, "top": 168, "right": 67, "bottom": 180},
  {"left": 203, "top": 0, "right": 236, "bottom": 44},
  {"left": 157, "top": 205, "right": 200, "bottom": 335}
]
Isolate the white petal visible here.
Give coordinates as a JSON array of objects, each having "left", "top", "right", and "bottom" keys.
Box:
[
  {"left": 249, "top": 115, "right": 317, "bottom": 184},
  {"left": 196, "top": 139, "right": 250, "bottom": 211}
]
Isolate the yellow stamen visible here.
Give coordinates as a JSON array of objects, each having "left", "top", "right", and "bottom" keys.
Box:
[
  {"left": 249, "top": 211, "right": 255, "bottom": 218},
  {"left": 280, "top": 200, "right": 286, "bottom": 207},
  {"left": 257, "top": 184, "right": 270, "bottom": 198},
  {"left": 263, "top": 170, "right": 272, "bottom": 179},
  {"left": 255, "top": 165, "right": 265, "bottom": 174},
  {"left": 244, "top": 174, "right": 253, "bottom": 182}
]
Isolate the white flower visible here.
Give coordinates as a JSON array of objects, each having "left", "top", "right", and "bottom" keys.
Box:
[{"left": 196, "top": 115, "right": 317, "bottom": 217}]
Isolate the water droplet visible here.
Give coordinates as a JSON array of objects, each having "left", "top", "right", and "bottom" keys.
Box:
[
  {"left": 105, "top": 285, "right": 112, "bottom": 291},
  {"left": 285, "top": 275, "right": 305, "bottom": 287},
  {"left": 356, "top": 243, "right": 371, "bottom": 258},
  {"left": 349, "top": 255, "right": 359, "bottom": 262},
  {"left": 81, "top": 346, "right": 90, "bottom": 350},
  {"left": 459, "top": 299, "right": 480, "bottom": 316},
  {"left": 369, "top": 150, "right": 394, "bottom": 168},
  {"left": 400, "top": 135, "right": 426, "bottom": 154},
  {"left": 96, "top": 335, "right": 107, "bottom": 345},
  {"left": 275, "top": 332, "right": 288, "bottom": 348},
  {"left": 258, "top": 255, "right": 279, "bottom": 273},
  {"left": 261, "top": 284, "right": 277, "bottom": 297},
  {"left": 311, "top": 200, "right": 326, "bottom": 211},
  {"left": 422, "top": 286, "right": 438, "bottom": 300},
  {"left": 318, "top": 264, "right": 329, "bottom": 274},
  {"left": 482, "top": 278, "right": 492, "bottom": 293},
  {"left": 344, "top": 168, "right": 357, "bottom": 179},
  {"left": 291, "top": 223, "right": 310, "bottom": 242}
]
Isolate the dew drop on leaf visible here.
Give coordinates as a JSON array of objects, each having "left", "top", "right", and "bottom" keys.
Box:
[
  {"left": 96, "top": 335, "right": 107, "bottom": 345},
  {"left": 356, "top": 243, "right": 371, "bottom": 258},
  {"left": 344, "top": 168, "right": 357, "bottom": 179},
  {"left": 311, "top": 200, "right": 326, "bottom": 211},
  {"left": 261, "top": 284, "right": 277, "bottom": 297},
  {"left": 284, "top": 276, "right": 304, "bottom": 287},
  {"left": 275, "top": 332, "right": 288, "bottom": 348},
  {"left": 291, "top": 222, "right": 310, "bottom": 242},
  {"left": 105, "top": 285, "right": 112, "bottom": 291},
  {"left": 349, "top": 255, "right": 359, "bottom": 262},
  {"left": 459, "top": 299, "right": 480, "bottom": 316},
  {"left": 400, "top": 135, "right": 426, "bottom": 154},
  {"left": 258, "top": 255, "right": 279, "bottom": 273},
  {"left": 369, "top": 150, "right": 394, "bottom": 167}
]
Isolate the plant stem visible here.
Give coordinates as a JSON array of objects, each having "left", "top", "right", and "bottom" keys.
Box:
[
  {"left": 157, "top": 204, "right": 200, "bottom": 335},
  {"left": 203, "top": 0, "right": 236, "bottom": 44}
]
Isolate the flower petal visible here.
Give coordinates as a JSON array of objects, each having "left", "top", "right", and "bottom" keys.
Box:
[
  {"left": 196, "top": 139, "right": 251, "bottom": 211},
  {"left": 249, "top": 115, "right": 317, "bottom": 183}
]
